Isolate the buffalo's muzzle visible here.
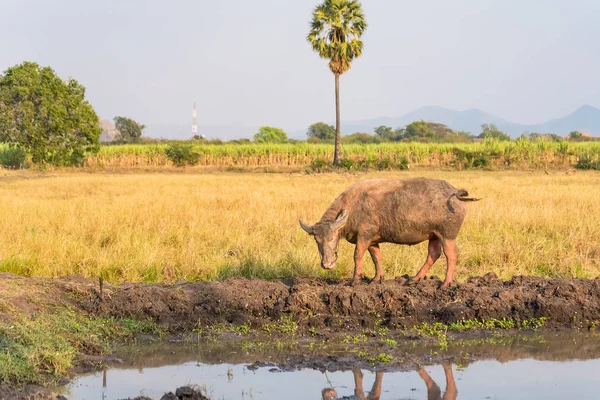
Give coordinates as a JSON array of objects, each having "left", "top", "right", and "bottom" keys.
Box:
[{"left": 321, "top": 261, "right": 336, "bottom": 270}]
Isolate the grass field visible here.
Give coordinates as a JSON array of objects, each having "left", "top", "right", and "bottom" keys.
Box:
[
  {"left": 85, "top": 141, "right": 600, "bottom": 170},
  {"left": 0, "top": 169, "right": 599, "bottom": 283}
]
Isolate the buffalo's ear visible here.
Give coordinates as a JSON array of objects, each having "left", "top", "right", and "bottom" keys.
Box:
[
  {"left": 331, "top": 209, "right": 349, "bottom": 230},
  {"left": 299, "top": 218, "right": 314, "bottom": 235}
]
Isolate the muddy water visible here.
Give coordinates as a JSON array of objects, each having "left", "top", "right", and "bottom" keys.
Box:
[{"left": 63, "top": 332, "right": 600, "bottom": 400}]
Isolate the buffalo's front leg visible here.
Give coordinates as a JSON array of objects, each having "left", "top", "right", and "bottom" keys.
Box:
[
  {"left": 368, "top": 244, "right": 384, "bottom": 284},
  {"left": 409, "top": 238, "right": 442, "bottom": 284},
  {"left": 351, "top": 240, "right": 369, "bottom": 286},
  {"left": 418, "top": 367, "right": 442, "bottom": 399}
]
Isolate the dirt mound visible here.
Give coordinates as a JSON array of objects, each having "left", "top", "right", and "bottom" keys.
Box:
[
  {"left": 92, "top": 273, "right": 600, "bottom": 332},
  {"left": 4, "top": 272, "right": 599, "bottom": 332}
]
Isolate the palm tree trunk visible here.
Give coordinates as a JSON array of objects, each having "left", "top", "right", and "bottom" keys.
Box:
[{"left": 333, "top": 73, "right": 342, "bottom": 165}]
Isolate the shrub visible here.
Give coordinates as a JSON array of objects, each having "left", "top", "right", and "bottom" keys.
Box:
[
  {"left": 377, "top": 157, "right": 392, "bottom": 170},
  {"left": 338, "top": 158, "right": 354, "bottom": 170},
  {"left": 397, "top": 155, "right": 410, "bottom": 170},
  {"left": 164, "top": 144, "right": 200, "bottom": 167},
  {"left": 0, "top": 146, "right": 29, "bottom": 169},
  {"left": 471, "top": 153, "right": 489, "bottom": 168},
  {"left": 575, "top": 154, "right": 600, "bottom": 170},
  {"left": 452, "top": 149, "right": 489, "bottom": 169}
]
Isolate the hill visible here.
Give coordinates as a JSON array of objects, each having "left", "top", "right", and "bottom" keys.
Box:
[{"left": 344, "top": 105, "right": 600, "bottom": 138}]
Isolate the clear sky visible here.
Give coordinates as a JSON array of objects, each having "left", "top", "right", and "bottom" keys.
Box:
[{"left": 2, "top": 0, "right": 600, "bottom": 134}]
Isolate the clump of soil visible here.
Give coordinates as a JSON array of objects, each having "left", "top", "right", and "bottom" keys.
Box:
[
  {"left": 0, "top": 385, "right": 208, "bottom": 400},
  {"left": 123, "top": 385, "right": 209, "bottom": 400},
  {"left": 3, "top": 272, "right": 600, "bottom": 334},
  {"left": 0, "top": 384, "right": 66, "bottom": 400}
]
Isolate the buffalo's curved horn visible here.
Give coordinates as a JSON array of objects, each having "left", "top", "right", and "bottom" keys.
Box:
[{"left": 299, "top": 218, "right": 314, "bottom": 235}]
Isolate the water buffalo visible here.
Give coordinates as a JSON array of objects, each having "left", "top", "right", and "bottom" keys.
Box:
[
  {"left": 299, "top": 177, "right": 480, "bottom": 288},
  {"left": 321, "top": 362, "right": 457, "bottom": 400}
]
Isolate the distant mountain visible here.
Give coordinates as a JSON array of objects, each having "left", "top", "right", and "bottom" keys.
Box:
[
  {"left": 342, "top": 106, "right": 520, "bottom": 136},
  {"left": 99, "top": 119, "right": 119, "bottom": 143},
  {"left": 526, "top": 105, "right": 600, "bottom": 136},
  {"left": 343, "top": 105, "right": 600, "bottom": 137}
]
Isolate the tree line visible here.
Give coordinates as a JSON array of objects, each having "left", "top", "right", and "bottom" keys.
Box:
[{"left": 243, "top": 121, "right": 589, "bottom": 144}]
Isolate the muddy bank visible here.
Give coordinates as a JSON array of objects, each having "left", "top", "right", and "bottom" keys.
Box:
[
  {"left": 94, "top": 274, "right": 600, "bottom": 332},
  {"left": 2, "top": 272, "right": 600, "bottom": 333}
]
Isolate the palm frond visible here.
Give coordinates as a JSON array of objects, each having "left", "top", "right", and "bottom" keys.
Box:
[{"left": 307, "top": 0, "right": 367, "bottom": 75}]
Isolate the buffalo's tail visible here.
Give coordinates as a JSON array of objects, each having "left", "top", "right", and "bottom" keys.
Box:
[{"left": 454, "top": 189, "right": 481, "bottom": 202}]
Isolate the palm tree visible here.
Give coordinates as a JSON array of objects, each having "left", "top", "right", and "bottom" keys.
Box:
[{"left": 307, "top": 0, "right": 367, "bottom": 165}]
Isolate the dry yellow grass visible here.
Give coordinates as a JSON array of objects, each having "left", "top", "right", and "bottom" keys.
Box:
[{"left": 0, "top": 169, "right": 599, "bottom": 283}]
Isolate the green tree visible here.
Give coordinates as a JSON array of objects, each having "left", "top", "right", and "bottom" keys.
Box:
[
  {"left": 253, "top": 126, "right": 288, "bottom": 143},
  {"left": 404, "top": 121, "right": 435, "bottom": 140},
  {"left": 568, "top": 131, "right": 583, "bottom": 141},
  {"left": 401, "top": 121, "right": 460, "bottom": 142},
  {"left": 374, "top": 125, "right": 405, "bottom": 142},
  {"left": 0, "top": 62, "right": 101, "bottom": 165},
  {"left": 566, "top": 131, "right": 594, "bottom": 142},
  {"left": 307, "top": 0, "right": 367, "bottom": 165},
  {"left": 526, "top": 132, "right": 562, "bottom": 142},
  {"left": 392, "top": 127, "right": 405, "bottom": 141},
  {"left": 307, "top": 122, "right": 335, "bottom": 141},
  {"left": 342, "top": 132, "right": 382, "bottom": 144},
  {"left": 114, "top": 116, "right": 145, "bottom": 143},
  {"left": 455, "top": 130, "right": 474, "bottom": 139},
  {"left": 478, "top": 124, "right": 511, "bottom": 141},
  {"left": 374, "top": 125, "right": 393, "bottom": 140}
]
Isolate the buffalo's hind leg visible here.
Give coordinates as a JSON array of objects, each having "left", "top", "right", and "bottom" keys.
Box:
[
  {"left": 368, "top": 244, "right": 384, "bottom": 284},
  {"left": 408, "top": 238, "right": 442, "bottom": 285},
  {"left": 350, "top": 240, "right": 370, "bottom": 286},
  {"left": 440, "top": 239, "right": 458, "bottom": 288},
  {"left": 442, "top": 361, "right": 458, "bottom": 400},
  {"left": 367, "top": 371, "right": 384, "bottom": 400},
  {"left": 352, "top": 369, "right": 366, "bottom": 399}
]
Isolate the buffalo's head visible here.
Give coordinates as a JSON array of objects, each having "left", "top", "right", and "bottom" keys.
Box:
[{"left": 299, "top": 209, "right": 349, "bottom": 270}]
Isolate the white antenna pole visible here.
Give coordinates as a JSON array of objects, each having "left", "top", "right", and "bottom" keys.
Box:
[{"left": 192, "top": 102, "right": 198, "bottom": 136}]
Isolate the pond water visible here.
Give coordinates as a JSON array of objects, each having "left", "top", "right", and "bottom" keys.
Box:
[{"left": 62, "top": 333, "right": 600, "bottom": 400}]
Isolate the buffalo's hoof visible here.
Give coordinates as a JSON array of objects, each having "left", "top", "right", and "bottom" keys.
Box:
[
  {"left": 439, "top": 281, "right": 453, "bottom": 289},
  {"left": 405, "top": 277, "right": 421, "bottom": 286},
  {"left": 349, "top": 278, "right": 361, "bottom": 287},
  {"left": 370, "top": 276, "right": 384, "bottom": 285}
]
